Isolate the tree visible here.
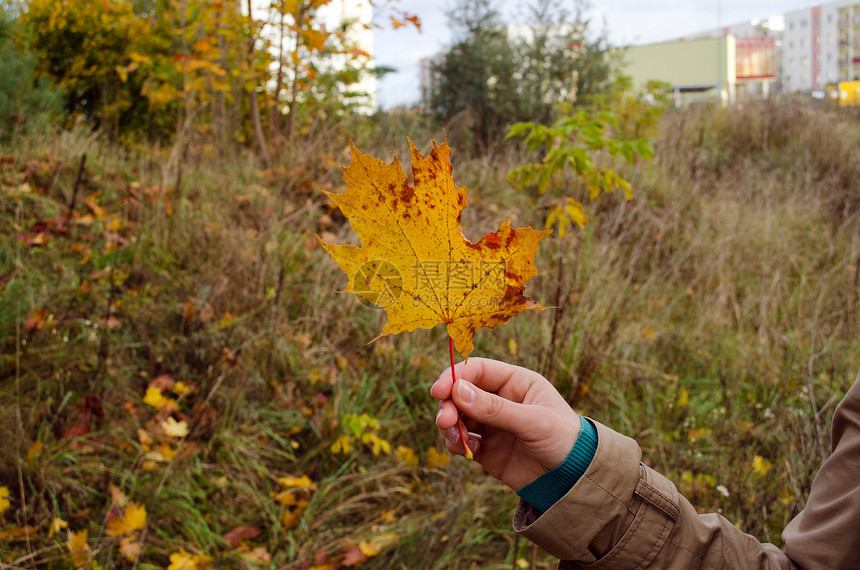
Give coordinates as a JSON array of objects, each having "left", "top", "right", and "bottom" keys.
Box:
[
  {"left": 429, "top": 0, "right": 518, "bottom": 151},
  {"left": 0, "top": 6, "right": 62, "bottom": 137},
  {"left": 430, "top": 0, "right": 615, "bottom": 150},
  {"left": 18, "top": 0, "right": 159, "bottom": 137},
  {"left": 511, "top": 0, "right": 612, "bottom": 122}
]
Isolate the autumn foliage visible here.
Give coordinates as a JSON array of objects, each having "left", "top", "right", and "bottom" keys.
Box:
[{"left": 2, "top": 0, "right": 860, "bottom": 563}]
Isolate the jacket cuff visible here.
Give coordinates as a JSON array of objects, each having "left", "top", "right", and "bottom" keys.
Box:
[
  {"left": 517, "top": 416, "right": 598, "bottom": 513},
  {"left": 513, "top": 419, "right": 680, "bottom": 565}
]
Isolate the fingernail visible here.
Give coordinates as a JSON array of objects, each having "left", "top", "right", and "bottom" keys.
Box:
[
  {"left": 444, "top": 426, "right": 460, "bottom": 444},
  {"left": 436, "top": 403, "right": 444, "bottom": 420},
  {"left": 467, "top": 433, "right": 481, "bottom": 455},
  {"left": 457, "top": 381, "right": 475, "bottom": 404}
]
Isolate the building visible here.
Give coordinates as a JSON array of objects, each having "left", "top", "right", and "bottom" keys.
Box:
[
  {"left": 620, "top": 34, "right": 778, "bottom": 105},
  {"left": 620, "top": 0, "right": 860, "bottom": 101},
  {"left": 782, "top": 1, "right": 859, "bottom": 91}
]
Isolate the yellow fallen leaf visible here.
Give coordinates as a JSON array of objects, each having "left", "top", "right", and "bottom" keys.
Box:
[
  {"left": 426, "top": 447, "right": 449, "bottom": 468},
  {"left": 137, "top": 428, "right": 154, "bottom": 449},
  {"left": 168, "top": 549, "right": 196, "bottom": 570},
  {"left": 106, "top": 503, "right": 147, "bottom": 537},
  {"left": 282, "top": 509, "right": 302, "bottom": 530},
  {"left": 370, "top": 531, "right": 400, "bottom": 550},
  {"left": 330, "top": 435, "right": 350, "bottom": 455},
  {"left": 278, "top": 475, "right": 313, "bottom": 488},
  {"left": 0, "top": 486, "right": 10, "bottom": 515},
  {"left": 68, "top": 529, "right": 92, "bottom": 567},
  {"left": 359, "top": 540, "right": 380, "bottom": 557},
  {"left": 48, "top": 517, "right": 68, "bottom": 537},
  {"left": 239, "top": 545, "right": 271, "bottom": 563},
  {"left": 119, "top": 537, "right": 143, "bottom": 561},
  {"left": 143, "top": 387, "right": 164, "bottom": 408},
  {"left": 170, "top": 549, "right": 213, "bottom": 570},
  {"left": 109, "top": 483, "right": 128, "bottom": 506},
  {"left": 161, "top": 417, "right": 189, "bottom": 438},
  {"left": 395, "top": 446, "right": 418, "bottom": 467},
  {"left": 26, "top": 441, "right": 42, "bottom": 466}
]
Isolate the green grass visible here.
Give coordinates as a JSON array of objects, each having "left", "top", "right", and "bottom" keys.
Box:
[{"left": 1, "top": 100, "right": 859, "bottom": 568}]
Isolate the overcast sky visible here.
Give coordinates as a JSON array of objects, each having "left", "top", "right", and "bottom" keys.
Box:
[{"left": 372, "top": 0, "right": 815, "bottom": 108}]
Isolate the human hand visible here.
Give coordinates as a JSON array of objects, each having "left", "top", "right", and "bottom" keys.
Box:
[{"left": 430, "top": 357, "right": 581, "bottom": 492}]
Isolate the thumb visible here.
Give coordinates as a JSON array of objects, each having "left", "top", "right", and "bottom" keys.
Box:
[{"left": 453, "top": 379, "right": 529, "bottom": 435}]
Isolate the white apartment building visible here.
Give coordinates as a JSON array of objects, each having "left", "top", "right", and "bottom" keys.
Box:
[{"left": 783, "top": 0, "right": 860, "bottom": 91}]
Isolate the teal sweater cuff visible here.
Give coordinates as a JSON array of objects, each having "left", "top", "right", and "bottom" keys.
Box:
[{"left": 516, "top": 416, "right": 598, "bottom": 513}]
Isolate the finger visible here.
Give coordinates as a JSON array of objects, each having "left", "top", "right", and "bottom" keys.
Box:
[
  {"left": 435, "top": 398, "right": 461, "bottom": 430},
  {"left": 430, "top": 373, "right": 453, "bottom": 401},
  {"left": 452, "top": 379, "right": 534, "bottom": 436},
  {"left": 442, "top": 430, "right": 481, "bottom": 456},
  {"left": 452, "top": 358, "right": 545, "bottom": 402}
]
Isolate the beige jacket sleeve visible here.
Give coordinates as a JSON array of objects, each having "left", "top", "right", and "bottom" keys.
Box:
[{"left": 513, "top": 377, "right": 860, "bottom": 569}]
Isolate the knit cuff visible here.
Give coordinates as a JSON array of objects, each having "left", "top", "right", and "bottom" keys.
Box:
[{"left": 516, "top": 416, "right": 598, "bottom": 513}]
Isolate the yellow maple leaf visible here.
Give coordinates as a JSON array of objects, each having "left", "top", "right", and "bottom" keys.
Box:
[
  {"left": 278, "top": 475, "right": 313, "bottom": 488},
  {"left": 143, "top": 387, "right": 164, "bottom": 408},
  {"left": 167, "top": 548, "right": 212, "bottom": 570},
  {"left": 282, "top": 507, "right": 306, "bottom": 530},
  {"left": 426, "top": 447, "right": 450, "bottom": 468},
  {"left": 330, "top": 434, "right": 351, "bottom": 455},
  {"left": 395, "top": 445, "right": 419, "bottom": 467},
  {"left": 0, "top": 486, "right": 10, "bottom": 515},
  {"left": 106, "top": 503, "right": 147, "bottom": 537},
  {"left": 68, "top": 529, "right": 92, "bottom": 567},
  {"left": 48, "top": 517, "right": 68, "bottom": 537},
  {"left": 359, "top": 540, "right": 380, "bottom": 557},
  {"left": 319, "top": 140, "right": 550, "bottom": 358},
  {"left": 161, "top": 417, "right": 189, "bottom": 438}
]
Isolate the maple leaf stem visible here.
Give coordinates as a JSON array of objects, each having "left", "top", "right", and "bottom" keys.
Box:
[{"left": 449, "top": 336, "right": 473, "bottom": 460}]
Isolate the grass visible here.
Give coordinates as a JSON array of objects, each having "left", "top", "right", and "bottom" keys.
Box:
[{"left": 0, "top": 99, "right": 858, "bottom": 568}]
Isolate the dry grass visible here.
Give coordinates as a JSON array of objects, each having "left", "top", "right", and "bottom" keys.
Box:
[{"left": 0, "top": 100, "right": 858, "bottom": 568}]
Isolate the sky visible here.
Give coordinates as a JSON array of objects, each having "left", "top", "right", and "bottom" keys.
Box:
[{"left": 372, "top": 0, "right": 816, "bottom": 108}]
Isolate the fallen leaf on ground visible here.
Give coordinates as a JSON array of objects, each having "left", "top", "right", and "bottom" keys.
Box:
[
  {"left": 167, "top": 549, "right": 212, "bottom": 570},
  {"left": 221, "top": 526, "right": 260, "bottom": 549},
  {"left": 48, "top": 517, "right": 68, "bottom": 537},
  {"left": 26, "top": 441, "right": 42, "bottom": 465},
  {"left": 239, "top": 545, "right": 271, "bottom": 563},
  {"left": 426, "top": 447, "right": 449, "bottom": 468},
  {"left": 119, "top": 537, "right": 143, "bottom": 561},
  {"left": 106, "top": 503, "right": 146, "bottom": 537},
  {"left": 161, "top": 417, "right": 189, "bottom": 438},
  {"left": 109, "top": 483, "right": 128, "bottom": 506},
  {"left": 340, "top": 544, "right": 367, "bottom": 567},
  {"left": 0, "top": 486, "right": 10, "bottom": 514},
  {"left": 68, "top": 530, "right": 92, "bottom": 567}
]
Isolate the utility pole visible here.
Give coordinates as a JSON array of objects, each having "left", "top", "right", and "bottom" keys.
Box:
[{"left": 717, "top": 0, "right": 723, "bottom": 104}]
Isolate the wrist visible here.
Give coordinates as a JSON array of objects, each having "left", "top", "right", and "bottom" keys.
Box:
[{"left": 516, "top": 416, "right": 598, "bottom": 513}]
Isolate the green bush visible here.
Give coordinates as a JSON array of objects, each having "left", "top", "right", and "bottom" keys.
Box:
[{"left": 0, "top": 13, "right": 63, "bottom": 137}]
